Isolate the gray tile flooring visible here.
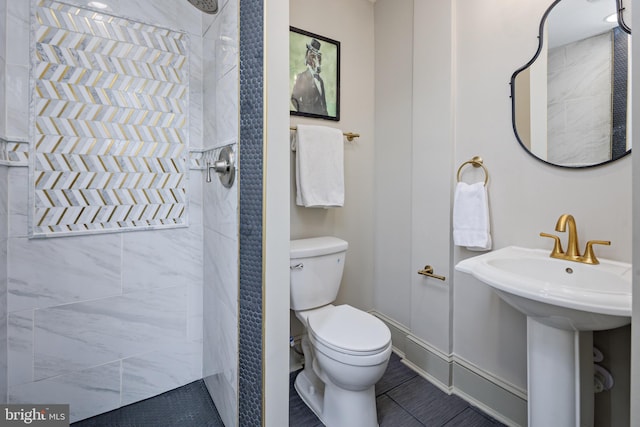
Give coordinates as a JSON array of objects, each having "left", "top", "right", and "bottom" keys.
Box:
[
  {"left": 290, "top": 352, "right": 507, "bottom": 426},
  {"left": 70, "top": 352, "right": 505, "bottom": 426}
]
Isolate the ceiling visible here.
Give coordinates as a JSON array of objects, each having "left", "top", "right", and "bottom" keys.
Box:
[{"left": 546, "top": 0, "right": 629, "bottom": 48}]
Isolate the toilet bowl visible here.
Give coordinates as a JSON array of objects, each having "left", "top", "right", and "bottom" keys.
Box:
[
  {"left": 290, "top": 237, "right": 392, "bottom": 427},
  {"left": 295, "top": 305, "right": 391, "bottom": 427}
]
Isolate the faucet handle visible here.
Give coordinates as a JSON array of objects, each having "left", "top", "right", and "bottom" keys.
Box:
[
  {"left": 540, "top": 232, "right": 564, "bottom": 256},
  {"left": 582, "top": 240, "right": 611, "bottom": 265}
]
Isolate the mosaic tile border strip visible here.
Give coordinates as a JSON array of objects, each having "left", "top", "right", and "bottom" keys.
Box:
[
  {"left": 2, "top": 142, "right": 208, "bottom": 171},
  {"left": 238, "top": 0, "right": 264, "bottom": 425},
  {"left": 30, "top": 0, "right": 190, "bottom": 236},
  {"left": 189, "top": 142, "right": 237, "bottom": 170}
]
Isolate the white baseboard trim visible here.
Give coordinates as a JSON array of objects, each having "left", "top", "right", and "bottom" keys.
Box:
[{"left": 370, "top": 310, "right": 526, "bottom": 427}]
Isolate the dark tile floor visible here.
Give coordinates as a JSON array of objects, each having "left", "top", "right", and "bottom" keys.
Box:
[
  {"left": 290, "top": 352, "right": 507, "bottom": 426},
  {"left": 71, "top": 380, "right": 225, "bottom": 427},
  {"left": 71, "top": 352, "right": 505, "bottom": 426}
]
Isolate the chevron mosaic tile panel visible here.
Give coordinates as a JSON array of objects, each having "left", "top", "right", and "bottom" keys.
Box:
[{"left": 31, "top": 0, "right": 189, "bottom": 236}]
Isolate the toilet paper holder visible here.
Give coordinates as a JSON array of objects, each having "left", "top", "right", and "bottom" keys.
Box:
[{"left": 418, "top": 265, "right": 446, "bottom": 281}]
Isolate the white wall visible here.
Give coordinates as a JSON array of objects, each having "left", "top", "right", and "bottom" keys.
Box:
[
  {"left": 371, "top": 0, "right": 632, "bottom": 424},
  {"left": 289, "top": 0, "right": 376, "bottom": 313},
  {"left": 286, "top": 0, "right": 633, "bottom": 424},
  {"left": 454, "top": 0, "right": 631, "bottom": 392},
  {"left": 264, "top": 0, "right": 291, "bottom": 424},
  {"left": 373, "top": 0, "right": 414, "bottom": 329}
]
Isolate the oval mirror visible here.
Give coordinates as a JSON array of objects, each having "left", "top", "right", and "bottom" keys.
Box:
[{"left": 511, "top": 0, "right": 632, "bottom": 168}]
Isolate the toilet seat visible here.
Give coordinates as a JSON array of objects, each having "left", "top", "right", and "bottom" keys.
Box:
[{"left": 307, "top": 305, "right": 391, "bottom": 362}]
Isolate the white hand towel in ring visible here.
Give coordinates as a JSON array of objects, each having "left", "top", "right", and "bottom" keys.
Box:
[
  {"left": 294, "top": 124, "right": 344, "bottom": 208},
  {"left": 453, "top": 181, "right": 492, "bottom": 251}
]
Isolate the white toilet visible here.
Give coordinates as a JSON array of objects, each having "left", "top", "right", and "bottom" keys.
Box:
[{"left": 290, "top": 236, "right": 392, "bottom": 427}]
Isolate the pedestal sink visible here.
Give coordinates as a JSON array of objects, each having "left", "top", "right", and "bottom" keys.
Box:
[{"left": 456, "top": 246, "right": 631, "bottom": 427}]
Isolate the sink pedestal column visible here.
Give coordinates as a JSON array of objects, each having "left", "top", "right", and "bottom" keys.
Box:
[{"left": 527, "top": 318, "right": 594, "bottom": 427}]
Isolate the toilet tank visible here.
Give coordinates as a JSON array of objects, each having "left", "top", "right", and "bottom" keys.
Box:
[{"left": 290, "top": 237, "right": 348, "bottom": 311}]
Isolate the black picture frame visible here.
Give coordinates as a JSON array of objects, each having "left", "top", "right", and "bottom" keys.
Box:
[{"left": 289, "top": 27, "right": 340, "bottom": 121}]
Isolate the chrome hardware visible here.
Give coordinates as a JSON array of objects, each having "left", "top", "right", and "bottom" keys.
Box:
[
  {"left": 417, "top": 265, "right": 446, "bottom": 281},
  {"left": 206, "top": 146, "right": 235, "bottom": 188},
  {"left": 290, "top": 263, "right": 304, "bottom": 270}
]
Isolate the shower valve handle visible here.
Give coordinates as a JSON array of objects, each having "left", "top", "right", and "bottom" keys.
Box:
[{"left": 206, "top": 160, "right": 230, "bottom": 182}]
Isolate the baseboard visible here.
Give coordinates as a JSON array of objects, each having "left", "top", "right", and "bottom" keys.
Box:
[{"left": 370, "top": 310, "right": 526, "bottom": 427}]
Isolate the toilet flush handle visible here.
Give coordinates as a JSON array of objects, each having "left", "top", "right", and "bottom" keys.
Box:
[{"left": 290, "top": 263, "right": 304, "bottom": 270}]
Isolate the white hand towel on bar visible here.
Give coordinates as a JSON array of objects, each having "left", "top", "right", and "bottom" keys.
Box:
[
  {"left": 453, "top": 181, "right": 492, "bottom": 251},
  {"left": 295, "top": 124, "right": 344, "bottom": 208}
]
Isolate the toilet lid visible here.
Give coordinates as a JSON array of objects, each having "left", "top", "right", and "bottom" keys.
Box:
[{"left": 307, "top": 305, "right": 391, "bottom": 354}]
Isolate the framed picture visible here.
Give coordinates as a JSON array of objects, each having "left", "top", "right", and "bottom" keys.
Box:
[{"left": 289, "top": 27, "right": 340, "bottom": 121}]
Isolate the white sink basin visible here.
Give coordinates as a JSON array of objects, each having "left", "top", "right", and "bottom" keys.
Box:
[
  {"left": 455, "top": 246, "right": 631, "bottom": 331},
  {"left": 456, "top": 245, "right": 632, "bottom": 426}
]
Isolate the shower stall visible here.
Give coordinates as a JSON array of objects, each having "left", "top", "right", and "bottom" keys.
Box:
[{"left": 0, "top": 0, "right": 245, "bottom": 424}]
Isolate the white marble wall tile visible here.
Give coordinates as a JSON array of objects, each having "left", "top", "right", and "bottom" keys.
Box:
[
  {"left": 0, "top": 272, "right": 5, "bottom": 403},
  {"left": 203, "top": 286, "right": 236, "bottom": 375},
  {"left": 201, "top": 0, "right": 230, "bottom": 35},
  {"left": 203, "top": 225, "right": 237, "bottom": 425},
  {"left": 0, "top": 166, "right": 7, "bottom": 220},
  {"left": 121, "top": 341, "right": 202, "bottom": 406},
  {"left": 59, "top": 0, "right": 122, "bottom": 14},
  {"left": 124, "top": 1, "right": 184, "bottom": 33},
  {"left": 121, "top": 226, "right": 203, "bottom": 294},
  {"left": 204, "top": 227, "right": 237, "bottom": 313},
  {"left": 9, "top": 361, "right": 121, "bottom": 423},
  {"left": 215, "top": 0, "right": 238, "bottom": 80},
  {"left": 8, "top": 166, "right": 27, "bottom": 238},
  {"left": 547, "top": 32, "right": 612, "bottom": 166},
  {"left": 8, "top": 233, "right": 122, "bottom": 312},
  {"left": 0, "top": 289, "right": 6, "bottom": 403},
  {"left": 204, "top": 371, "right": 237, "bottom": 427},
  {"left": 33, "top": 285, "right": 187, "bottom": 380},
  {"left": 58, "top": 0, "right": 199, "bottom": 35},
  {"left": 0, "top": 0, "right": 6, "bottom": 63},
  {"left": 564, "top": 31, "right": 611, "bottom": 68},
  {"left": 187, "top": 277, "right": 203, "bottom": 343},
  {"left": 202, "top": 29, "right": 217, "bottom": 149},
  {"left": 546, "top": 101, "right": 564, "bottom": 141},
  {"left": 203, "top": 145, "right": 238, "bottom": 240},
  {"left": 174, "top": 1, "right": 204, "bottom": 36},
  {"left": 189, "top": 169, "right": 203, "bottom": 227},
  {"left": 548, "top": 128, "right": 610, "bottom": 165},
  {"left": 215, "top": 68, "right": 239, "bottom": 146},
  {"left": 6, "top": 0, "right": 29, "bottom": 67},
  {"left": 5, "top": 64, "right": 29, "bottom": 139},
  {"left": 0, "top": 57, "right": 6, "bottom": 137},
  {"left": 8, "top": 310, "right": 32, "bottom": 387},
  {"left": 566, "top": 94, "right": 612, "bottom": 133},
  {"left": 0, "top": 165, "right": 7, "bottom": 402},
  {"left": 548, "top": 60, "right": 610, "bottom": 105}
]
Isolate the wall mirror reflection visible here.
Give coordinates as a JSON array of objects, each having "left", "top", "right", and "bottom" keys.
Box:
[{"left": 511, "top": 0, "right": 632, "bottom": 168}]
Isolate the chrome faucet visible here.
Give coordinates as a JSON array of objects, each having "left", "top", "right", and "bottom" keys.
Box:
[{"left": 540, "top": 214, "right": 611, "bottom": 265}]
